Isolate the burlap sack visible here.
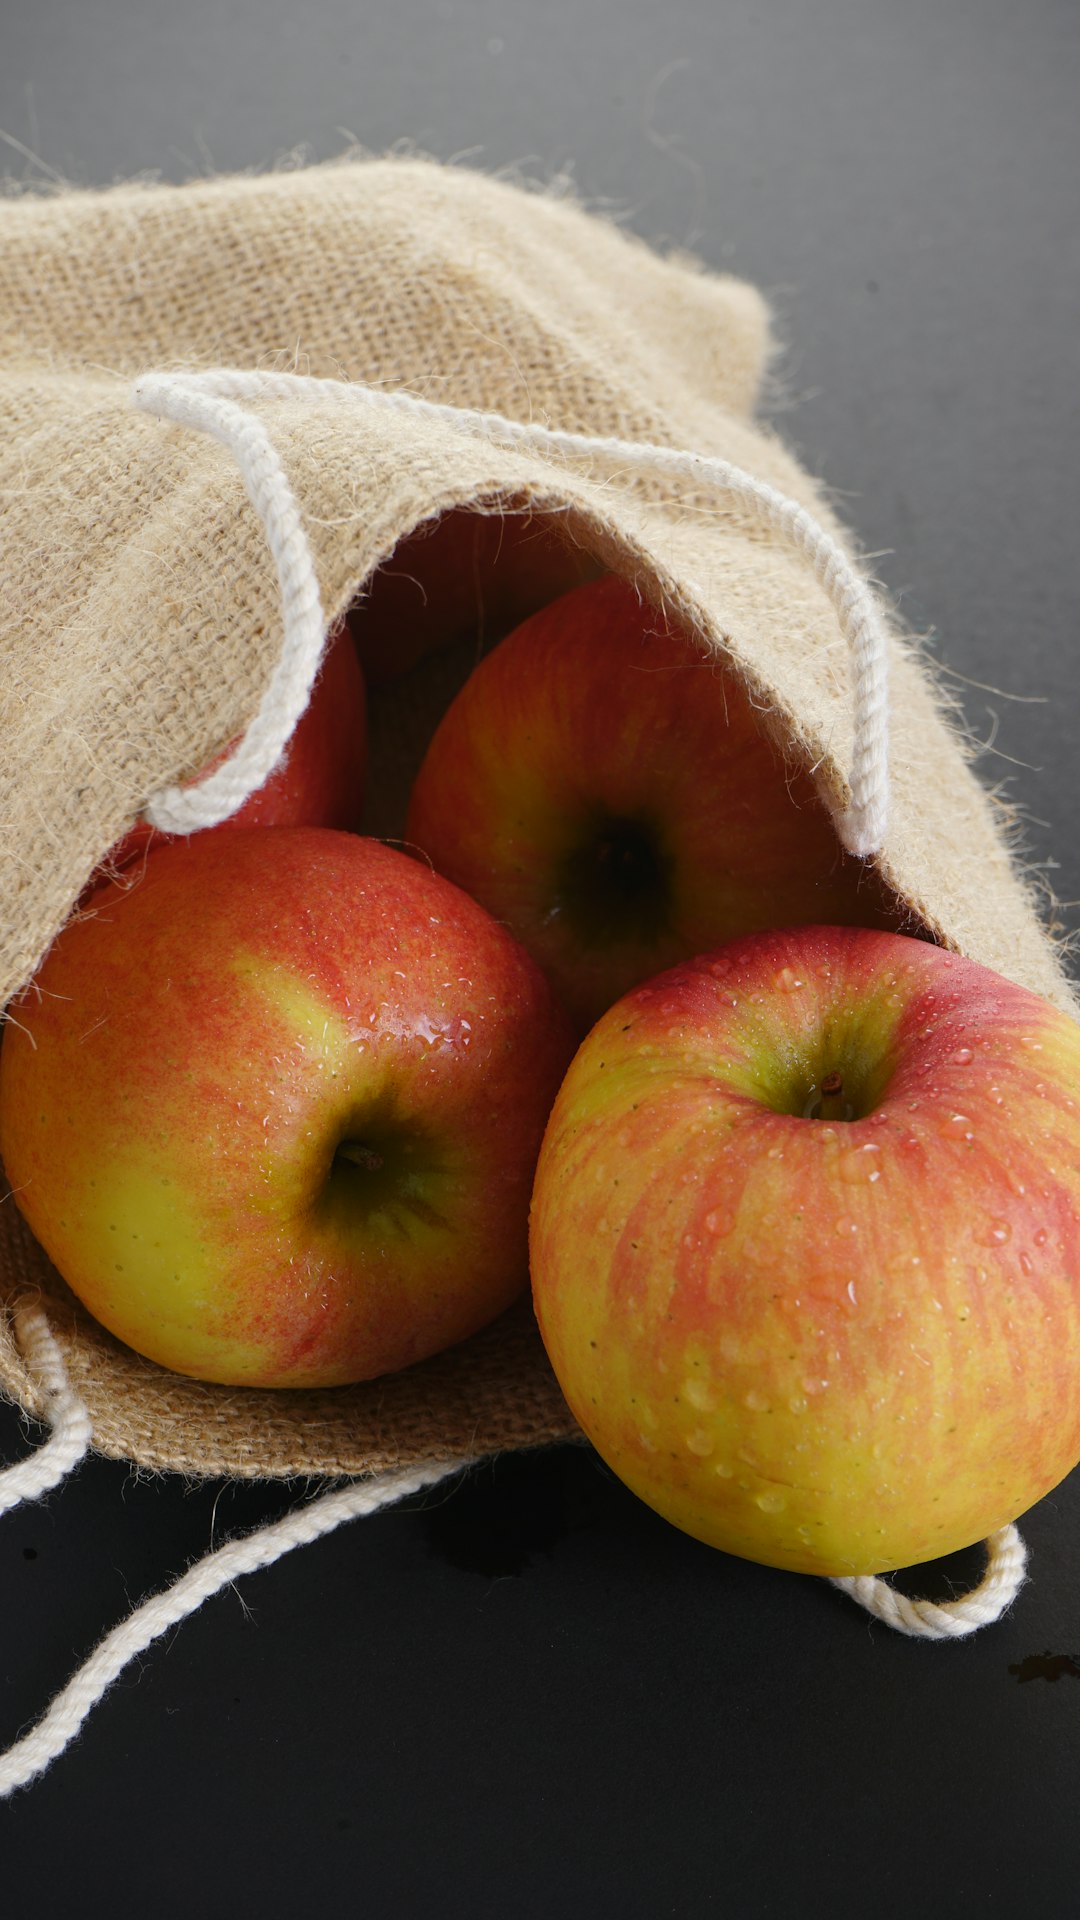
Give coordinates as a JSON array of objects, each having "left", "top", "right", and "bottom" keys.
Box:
[{"left": 1, "top": 155, "right": 1071, "bottom": 1481}]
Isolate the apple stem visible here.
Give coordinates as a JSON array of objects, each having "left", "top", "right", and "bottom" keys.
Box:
[
  {"left": 818, "top": 1071, "right": 847, "bottom": 1122},
  {"left": 336, "top": 1140, "right": 385, "bottom": 1172}
]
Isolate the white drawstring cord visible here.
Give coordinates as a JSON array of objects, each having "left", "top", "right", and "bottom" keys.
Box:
[
  {"left": 131, "top": 368, "right": 891, "bottom": 858},
  {"left": 0, "top": 1300, "right": 92, "bottom": 1516},
  {"left": 0, "top": 1299, "right": 1030, "bottom": 1796},
  {"left": 830, "top": 1526, "right": 1028, "bottom": 1639},
  {"left": 0, "top": 1304, "right": 472, "bottom": 1798},
  {"left": 132, "top": 379, "right": 327, "bottom": 838}
]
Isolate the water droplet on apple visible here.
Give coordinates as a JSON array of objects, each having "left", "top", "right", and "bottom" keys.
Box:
[
  {"left": 973, "top": 1218, "right": 1012, "bottom": 1248},
  {"left": 834, "top": 1216, "right": 859, "bottom": 1236},
  {"left": 637, "top": 1431, "right": 659, "bottom": 1454},
  {"left": 940, "top": 1113, "right": 975, "bottom": 1141},
  {"left": 684, "top": 1428, "right": 715, "bottom": 1457},
  {"left": 1020, "top": 1036, "right": 1043, "bottom": 1051},
  {"left": 755, "top": 1489, "right": 787, "bottom": 1514},
  {"left": 743, "top": 1389, "right": 770, "bottom": 1412},
  {"left": 683, "top": 1377, "right": 716, "bottom": 1412},
  {"left": 714, "top": 1460, "right": 735, "bottom": 1478},
  {"left": 775, "top": 967, "right": 804, "bottom": 993},
  {"left": 801, "top": 1375, "right": 829, "bottom": 1396},
  {"left": 704, "top": 1209, "right": 730, "bottom": 1236},
  {"left": 951, "top": 1047, "right": 974, "bottom": 1066},
  {"left": 788, "top": 1395, "right": 809, "bottom": 1414},
  {"left": 797, "top": 1525, "right": 815, "bottom": 1543},
  {"left": 1034, "top": 1227, "right": 1049, "bottom": 1247},
  {"left": 846, "top": 1280, "right": 858, "bottom": 1307},
  {"left": 1019, "top": 1251, "right": 1034, "bottom": 1276},
  {"left": 839, "top": 1143, "right": 883, "bottom": 1184}
]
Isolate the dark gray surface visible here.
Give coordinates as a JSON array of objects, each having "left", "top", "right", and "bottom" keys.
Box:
[{"left": 2, "top": 5, "right": 1079, "bottom": 1913}]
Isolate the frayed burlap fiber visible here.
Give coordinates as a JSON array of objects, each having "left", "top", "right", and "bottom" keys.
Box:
[{"left": 0, "top": 156, "right": 1072, "bottom": 1477}]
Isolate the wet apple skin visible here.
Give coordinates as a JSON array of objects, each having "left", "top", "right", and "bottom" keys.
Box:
[
  {"left": 530, "top": 925, "right": 1080, "bottom": 1576},
  {"left": 2, "top": 828, "right": 575, "bottom": 1387}
]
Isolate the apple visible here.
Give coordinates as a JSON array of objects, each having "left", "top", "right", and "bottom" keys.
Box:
[
  {"left": 89, "top": 620, "right": 368, "bottom": 890},
  {"left": 405, "top": 574, "right": 899, "bottom": 1033},
  {"left": 0, "top": 827, "right": 575, "bottom": 1388},
  {"left": 350, "top": 507, "right": 601, "bottom": 685},
  {"left": 529, "top": 923, "right": 1080, "bottom": 1577}
]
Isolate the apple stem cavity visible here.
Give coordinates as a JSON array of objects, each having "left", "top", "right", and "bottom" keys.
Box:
[
  {"left": 803, "top": 1071, "right": 857, "bottom": 1123},
  {"left": 555, "top": 811, "right": 673, "bottom": 950}
]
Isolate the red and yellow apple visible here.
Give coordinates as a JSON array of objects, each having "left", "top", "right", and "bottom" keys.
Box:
[
  {"left": 89, "top": 620, "right": 368, "bottom": 890},
  {"left": 529, "top": 923, "right": 1080, "bottom": 1576},
  {"left": 350, "top": 507, "right": 600, "bottom": 686},
  {"left": 1, "top": 827, "right": 574, "bottom": 1388},
  {"left": 405, "top": 574, "right": 899, "bottom": 1033}
]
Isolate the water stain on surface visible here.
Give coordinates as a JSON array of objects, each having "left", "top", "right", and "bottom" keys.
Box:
[{"left": 1009, "top": 1651, "right": 1080, "bottom": 1684}]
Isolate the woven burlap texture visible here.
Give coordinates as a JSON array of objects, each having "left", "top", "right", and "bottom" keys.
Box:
[{"left": 1, "top": 155, "right": 1071, "bottom": 1478}]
